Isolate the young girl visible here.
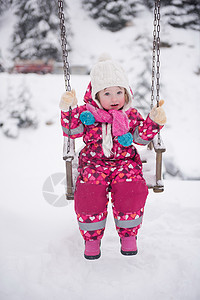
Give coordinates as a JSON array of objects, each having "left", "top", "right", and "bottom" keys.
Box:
[{"left": 59, "top": 56, "right": 166, "bottom": 260}]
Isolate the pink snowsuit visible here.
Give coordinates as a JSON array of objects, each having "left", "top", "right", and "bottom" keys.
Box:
[{"left": 61, "top": 83, "right": 163, "bottom": 241}]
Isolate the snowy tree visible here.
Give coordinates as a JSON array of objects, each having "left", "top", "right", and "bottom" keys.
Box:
[
  {"left": 143, "top": 0, "right": 200, "bottom": 31},
  {"left": 162, "top": 0, "right": 200, "bottom": 31},
  {"left": 1, "top": 82, "right": 38, "bottom": 138},
  {"left": 143, "top": 0, "right": 171, "bottom": 9},
  {"left": 0, "top": 0, "right": 13, "bottom": 15},
  {"left": 11, "top": 82, "right": 38, "bottom": 129},
  {"left": 83, "top": 0, "right": 200, "bottom": 32},
  {"left": 82, "top": 0, "right": 142, "bottom": 32},
  {"left": 11, "top": 0, "right": 71, "bottom": 61},
  {"left": 0, "top": 50, "right": 5, "bottom": 72}
]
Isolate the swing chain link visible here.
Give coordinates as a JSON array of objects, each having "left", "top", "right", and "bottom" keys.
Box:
[
  {"left": 58, "top": 0, "right": 71, "bottom": 92},
  {"left": 151, "top": 0, "right": 161, "bottom": 145},
  {"left": 151, "top": 0, "right": 161, "bottom": 109},
  {"left": 58, "top": 0, "right": 72, "bottom": 154},
  {"left": 156, "top": 0, "right": 161, "bottom": 108},
  {"left": 151, "top": 4, "right": 157, "bottom": 109}
]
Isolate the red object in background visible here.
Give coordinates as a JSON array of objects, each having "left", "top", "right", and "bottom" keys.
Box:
[{"left": 13, "top": 60, "right": 54, "bottom": 74}]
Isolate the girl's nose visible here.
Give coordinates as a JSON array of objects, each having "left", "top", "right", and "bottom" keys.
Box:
[{"left": 110, "top": 95, "right": 115, "bottom": 102}]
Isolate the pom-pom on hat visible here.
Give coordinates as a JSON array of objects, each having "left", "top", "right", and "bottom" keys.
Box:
[{"left": 90, "top": 54, "right": 132, "bottom": 103}]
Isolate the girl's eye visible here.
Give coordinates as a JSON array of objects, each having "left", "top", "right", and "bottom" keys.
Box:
[
  {"left": 117, "top": 91, "right": 122, "bottom": 95},
  {"left": 105, "top": 92, "right": 110, "bottom": 96}
]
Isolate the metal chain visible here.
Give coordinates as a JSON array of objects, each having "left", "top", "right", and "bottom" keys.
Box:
[
  {"left": 156, "top": 0, "right": 161, "bottom": 108},
  {"left": 151, "top": 0, "right": 161, "bottom": 109},
  {"left": 58, "top": 0, "right": 72, "bottom": 154},
  {"left": 151, "top": 0, "right": 161, "bottom": 145},
  {"left": 151, "top": 2, "right": 157, "bottom": 110},
  {"left": 58, "top": 0, "right": 71, "bottom": 92},
  {"left": 156, "top": 0, "right": 161, "bottom": 145}
]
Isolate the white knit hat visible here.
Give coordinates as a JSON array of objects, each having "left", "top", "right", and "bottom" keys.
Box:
[
  {"left": 90, "top": 54, "right": 132, "bottom": 103},
  {"left": 90, "top": 54, "right": 133, "bottom": 158}
]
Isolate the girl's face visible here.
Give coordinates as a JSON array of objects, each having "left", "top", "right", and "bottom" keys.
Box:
[{"left": 98, "top": 86, "right": 126, "bottom": 110}]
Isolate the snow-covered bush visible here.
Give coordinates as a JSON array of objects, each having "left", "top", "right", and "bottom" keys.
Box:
[
  {"left": 162, "top": 0, "right": 200, "bottom": 31},
  {"left": 82, "top": 0, "right": 199, "bottom": 32},
  {"left": 82, "top": 0, "right": 142, "bottom": 32},
  {"left": 144, "top": 0, "right": 200, "bottom": 31},
  {"left": 0, "top": 83, "right": 38, "bottom": 138},
  {"left": 11, "top": 0, "right": 72, "bottom": 61},
  {"left": 0, "top": 0, "right": 13, "bottom": 16}
]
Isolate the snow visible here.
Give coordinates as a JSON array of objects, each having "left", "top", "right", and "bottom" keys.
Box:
[
  {"left": 0, "top": 6, "right": 17, "bottom": 67},
  {"left": 0, "top": 1, "right": 200, "bottom": 299},
  {"left": 1, "top": 126, "right": 200, "bottom": 299}
]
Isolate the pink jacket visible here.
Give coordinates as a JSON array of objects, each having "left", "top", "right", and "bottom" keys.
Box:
[{"left": 61, "top": 82, "right": 162, "bottom": 167}]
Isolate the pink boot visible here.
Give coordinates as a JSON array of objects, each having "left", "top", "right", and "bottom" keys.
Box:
[
  {"left": 121, "top": 236, "right": 138, "bottom": 256},
  {"left": 84, "top": 240, "right": 101, "bottom": 260}
]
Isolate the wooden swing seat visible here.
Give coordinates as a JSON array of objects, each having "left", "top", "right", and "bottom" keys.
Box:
[{"left": 140, "top": 137, "right": 166, "bottom": 192}]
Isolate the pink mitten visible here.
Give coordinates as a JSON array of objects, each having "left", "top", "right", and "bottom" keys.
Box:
[
  {"left": 149, "top": 100, "right": 167, "bottom": 125},
  {"left": 59, "top": 89, "right": 77, "bottom": 111}
]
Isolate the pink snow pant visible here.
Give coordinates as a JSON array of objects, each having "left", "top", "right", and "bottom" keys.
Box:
[{"left": 74, "top": 159, "right": 148, "bottom": 241}]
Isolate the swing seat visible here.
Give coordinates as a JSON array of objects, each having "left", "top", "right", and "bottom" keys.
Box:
[
  {"left": 63, "top": 135, "right": 166, "bottom": 200},
  {"left": 63, "top": 138, "right": 78, "bottom": 200},
  {"left": 139, "top": 136, "right": 166, "bottom": 193}
]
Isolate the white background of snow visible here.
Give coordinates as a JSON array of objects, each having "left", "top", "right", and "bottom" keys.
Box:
[{"left": 0, "top": 0, "right": 200, "bottom": 299}]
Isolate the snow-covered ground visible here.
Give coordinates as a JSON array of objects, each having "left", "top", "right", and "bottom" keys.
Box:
[
  {"left": 1, "top": 73, "right": 200, "bottom": 300},
  {"left": 0, "top": 0, "right": 200, "bottom": 299}
]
